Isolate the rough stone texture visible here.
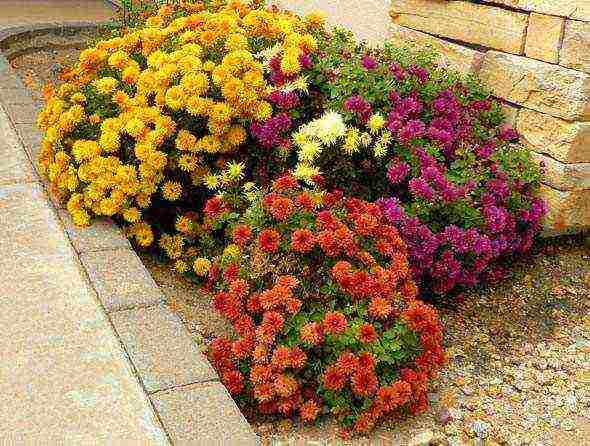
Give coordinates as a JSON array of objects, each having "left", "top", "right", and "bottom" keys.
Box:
[
  {"left": 560, "top": 20, "right": 590, "bottom": 74},
  {"left": 110, "top": 305, "right": 217, "bottom": 393},
  {"left": 151, "top": 382, "right": 259, "bottom": 446},
  {"left": 540, "top": 185, "right": 590, "bottom": 235},
  {"left": 0, "top": 106, "right": 35, "bottom": 185},
  {"left": 486, "top": 0, "right": 590, "bottom": 22},
  {"left": 80, "top": 247, "right": 164, "bottom": 312},
  {"left": 389, "top": 0, "right": 529, "bottom": 54},
  {"left": 388, "top": 24, "right": 484, "bottom": 73},
  {"left": 273, "top": 0, "right": 393, "bottom": 45},
  {"left": 516, "top": 109, "right": 590, "bottom": 163},
  {"left": 479, "top": 51, "right": 590, "bottom": 121},
  {"left": 14, "top": 123, "right": 43, "bottom": 162},
  {"left": 59, "top": 210, "right": 130, "bottom": 254},
  {"left": 525, "top": 13, "right": 564, "bottom": 63},
  {"left": 0, "top": 182, "right": 168, "bottom": 444},
  {"left": 531, "top": 152, "right": 590, "bottom": 191},
  {"left": 501, "top": 102, "right": 520, "bottom": 126}
]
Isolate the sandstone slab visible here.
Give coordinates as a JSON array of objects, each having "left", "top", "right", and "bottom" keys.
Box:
[
  {"left": 525, "top": 13, "right": 564, "bottom": 63},
  {"left": 0, "top": 107, "right": 35, "bottom": 185},
  {"left": 0, "top": 182, "right": 168, "bottom": 444},
  {"left": 110, "top": 305, "right": 217, "bottom": 393},
  {"left": 388, "top": 24, "right": 483, "bottom": 73},
  {"left": 560, "top": 20, "right": 590, "bottom": 74},
  {"left": 516, "top": 109, "right": 590, "bottom": 163},
  {"left": 540, "top": 185, "right": 590, "bottom": 236},
  {"left": 532, "top": 152, "right": 590, "bottom": 191},
  {"left": 479, "top": 51, "right": 590, "bottom": 121},
  {"left": 80, "top": 247, "right": 164, "bottom": 312},
  {"left": 389, "top": 0, "right": 528, "bottom": 54},
  {"left": 486, "top": 0, "right": 590, "bottom": 22},
  {"left": 151, "top": 382, "right": 259, "bottom": 446},
  {"left": 59, "top": 210, "right": 130, "bottom": 254}
]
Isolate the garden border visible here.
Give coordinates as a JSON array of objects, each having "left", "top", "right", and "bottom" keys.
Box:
[{"left": 0, "top": 20, "right": 259, "bottom": 445}]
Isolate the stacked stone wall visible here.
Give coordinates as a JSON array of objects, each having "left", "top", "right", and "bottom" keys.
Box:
[{"left": 389, "top": 0, "right": 590, "bottom": 235}]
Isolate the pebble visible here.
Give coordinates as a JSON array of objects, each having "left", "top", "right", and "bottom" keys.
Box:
[{"left": 471, "top": 421, "right": 490, "bottom": 438}]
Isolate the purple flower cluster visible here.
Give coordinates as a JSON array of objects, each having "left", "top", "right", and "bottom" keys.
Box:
[
  {"left": 361, "top": 54, "right": 378, "bottom": 70},
  {"left": 250, "top": 113, "right": 292, "bottom": 149},
  {"left": 268, "top": 90, "right": 301, "bottom": 110},
  {"left": 344, "top": 95, "right": 373, "bottom": 123}
]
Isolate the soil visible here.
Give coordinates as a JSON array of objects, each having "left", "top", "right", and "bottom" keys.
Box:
[{"left": 13, "top": 41, "right": 590, "bottom": 446}]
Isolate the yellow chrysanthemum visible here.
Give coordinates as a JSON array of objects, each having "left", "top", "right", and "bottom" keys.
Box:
[
  {"left": 193, "top": 257, "right": 212, "bottom": 276},
  {"left": 93, "top": 77, "right": 119, "bottom": 95},
  {"left": 161, "top": 181, "right": 183, "bottom": 201}
]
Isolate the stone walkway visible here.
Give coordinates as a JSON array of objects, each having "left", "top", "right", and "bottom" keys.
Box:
[{"left": 0, "top": 3, "right": 258, "bottom": 444}]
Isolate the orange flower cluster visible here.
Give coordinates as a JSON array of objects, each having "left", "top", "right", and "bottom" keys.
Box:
[{"left": 207, "top": 175, "right": 444, "bottom": 435}]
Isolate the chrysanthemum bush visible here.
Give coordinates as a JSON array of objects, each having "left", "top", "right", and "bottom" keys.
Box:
[
  {"left": 292, "top": 30, "right": 547, "bottom": 298},
  {"left": 207, "top": 175, "right": 444, "bottom": 435},
  {"left": 36, "top": 0, "right": 323, "bottom": 257}
]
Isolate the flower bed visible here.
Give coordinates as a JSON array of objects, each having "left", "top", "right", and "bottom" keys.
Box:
[{"left": 33, "top": 0, "right": 546, "bottom": 437}]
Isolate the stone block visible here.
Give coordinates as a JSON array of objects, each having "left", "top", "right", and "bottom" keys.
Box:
[
  {"left": 58, "top": 210, "right": 130, "bottom": 254},
  {"left": 0, "top": 107, "right": 35, "bottom": 185},
  {"left": 388, "top": 24, "right": 484, "bottom": 73},
  {"left": 80, "top": 247, "right": 164, "bottom": 312},
  {"left": 13, "top": 123, "right": 43, "bottom": 162},
  {"left": 532, "top": 152, "right": 590, "bottom": 191},
  {"left": 110, "top": 305, "right": 217, "bottom": 393},
  {"left": 540, "top": 185, "right": 590, "bottom": 236},
  {"left": 560, "top": 20, "right": 590, "bottom": 74},
  {"left": 0, "top": 182, "right": 168, "bottom": 444},
  {"left": 501, "top": 102, "right": 520, "bottom": 126},
  {"left": 525, "top": 13, "right": 565, "bottom": 63},
  {"left": 479, "top": 51, "right": 590, "bottom": 121},
  {"left": 516, "top": 109, "right": 590, "bottom": 163},
  {"left": 486, "top": 0, "right": 590, "bottom": 22},
  {"left": 389, "top": 0, "right": 528, "bottom": 54},
  {"left": 151, "top": 382, "right": 259, "bottom": 446}
]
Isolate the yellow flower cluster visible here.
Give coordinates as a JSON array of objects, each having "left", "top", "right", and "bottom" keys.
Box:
[
  {"left": 292, "top": 111, "right": 391, "bottom": 183},
  {"left": 36, "top": 0, "right": 322, "bottom": 262}
]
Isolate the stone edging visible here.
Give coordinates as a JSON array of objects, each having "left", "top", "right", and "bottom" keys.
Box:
[{"left": 0, "top": 22, "right": 259, "bottom": 445}]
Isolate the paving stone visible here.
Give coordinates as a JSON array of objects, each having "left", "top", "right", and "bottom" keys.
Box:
[
  {"left": 13, "top": 122, "right": 44, "bottom": 163},
  {"left": 390, "top": 0, "right": 528, "bottom": 54},
  {"left": 0, "top": 86, "right": 33, "bottom": 105},
  {"left": 0, "top": 107, "right": 36, "bottom": 185},
  {"left": 525, "top": 13, "right": 564, "bottom": 64},
  {"left": 111, "top": 305, "right": 217, "bottom": 393},
  {"left": 151, "top": 382, "right": 259, "bottom": 446},
  {"left": 388, "top": 24, "right": 483, "bottom": 74},
  {"left": 516, "top": 109, "right": 590, "bottom": 163},
  {"left": 560, "top": 20, "right": 590, "bottom": 75},
  {"left": 4, "top": 101, "right": 41, "bottom": 124},
  {"left": 0, "top": 182, "right": 71, "bottom": 260},
  {"left": 479, "top": 51, "right": 590, "bottom": 121},
  {"left": 80, "top": 247, "right": 164, "bottom": 312},
  {"left": 0, "top": 181, "right": 168, "bottom": 444},
  {"left": 58, "top": 209, "right": 130, "bottom": 254}
]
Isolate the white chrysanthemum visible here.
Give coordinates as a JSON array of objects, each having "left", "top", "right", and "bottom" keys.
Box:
[
  {"left": 316, "top": 111, "right": 346, "bottom": 145},
  {"left": 373, "top": 131, "right": 392, "bottom": 157},
  {"left": 292, "top": 130, "right": 308, "bottom": 147},
  {"left": 225, "top": 161, "right": 244, "bottom": 181},
  {"left": 204, "top": 174, "right": 221, "bottom": 190},
  {"left": 293, "top": 163, "right": 320, "bottom": 184},
  {"left": 367, "top": 113, "right": 385, "bottom": 133},
  {"left": 299, "top": 140, "right": 322, "bottom": 162}
]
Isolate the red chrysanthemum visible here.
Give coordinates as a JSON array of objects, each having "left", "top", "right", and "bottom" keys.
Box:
[
  {"left": 258, "top": 228, "right": 281, "bottom": 253},
  {"left": 222, "top": 370, "right": 244, "bottom": 396},
  {"left": 203, "top": 196, "right": 227, "bottom": 219},
  {"left": 273, "top": 173, "right": 298, "bottom": 191},
  {"left": 323, "top": 311, "right": 348, "bottom": 335},
  {"left": 359, "top": 323, "right": 378, "bottom": 343},
  {"left": 291, "top": 228, "right": 316, "bottom": 253},
  {"left": 300, "top": 321, "right": 323, "bottom": 345},
  {"left": 351, "top": 369, "right": 378, "bottom": 397},
  {"left": 323, "top": 366, "right": 346, "bottom": 391},
  {"left": 369, "top": 296, "right": 392, "bottom": 319},
  {"left": 233, "top": 224, "right": 252, "bottom": 247},
  {"left": 299, "top": 400, "right": 320, "bottom": 422}
]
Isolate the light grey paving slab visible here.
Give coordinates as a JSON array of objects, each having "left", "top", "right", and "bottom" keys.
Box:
[
  {"left": 151, "top": 382, "right": 259, "bottom": 446},
  {"left": 80, "top": 247, "right": 165, "bottom": 312},
  {"left": 0, "top": 181, "right": 169, "bottom": 444},
  {"left": 110, "top": 304, "right": 217, "bottom": 393},
  {"left": 59, "top": 209, "right": 131, "bottom": 254},
  {"left": 0, "top": 106, "right": 36, "bottom": 185}
]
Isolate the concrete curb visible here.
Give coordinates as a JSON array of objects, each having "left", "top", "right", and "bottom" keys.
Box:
[{"left": 0, "top": 22, "right": 259, "bottom": 445}]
